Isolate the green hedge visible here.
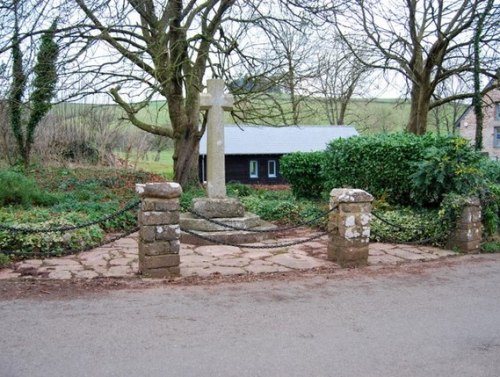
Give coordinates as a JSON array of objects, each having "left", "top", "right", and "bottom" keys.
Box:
[
  {"left": 280, "top": 151, "right": 325, "bottom": 198},
  {"left": 322, "top": 133, "right": 439, "bottom": 204},
  {"left": 480, "top": 159, "right": 500, "bottom": 184},
  {"left": 321, "top": 133, "right": 486, "bottom": 206}
]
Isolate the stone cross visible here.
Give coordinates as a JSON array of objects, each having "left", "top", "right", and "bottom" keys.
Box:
[{"left": 200, "top": 79, "right": 234, "bottom": 198}]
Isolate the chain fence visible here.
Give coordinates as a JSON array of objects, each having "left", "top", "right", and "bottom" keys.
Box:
[
  {"left": 186, "top": 204, "right": 336, "bottom": 233},
  {"left": 371, "top": 210, "right": 449, "bottom": 245},
  {"left": 181, "top": 203, "right": 335, "bottom": 249},
  {"left": 0, "top": 200, "right": 140, "bottom": 258},
  {"left": 0, "top": 200, "right": 140, "bottom": 234},
  {"left": 181, "top": 228, "right": 328, "bottom": 249}
]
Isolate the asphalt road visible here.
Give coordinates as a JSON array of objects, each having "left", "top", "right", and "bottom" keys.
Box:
[{"left": 1, "top": 255, "right": 500, "bottom": 377}]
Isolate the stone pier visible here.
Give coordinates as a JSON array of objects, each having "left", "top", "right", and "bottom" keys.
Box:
[
  {"left": 328, "top": 189, "right": 373, "bottom": 267},
  {"left": 447, "top": 198, "right": 482, "bottom": 253},
  {"left": 136, "top": 182, "right": 182, "bottom": 278}
]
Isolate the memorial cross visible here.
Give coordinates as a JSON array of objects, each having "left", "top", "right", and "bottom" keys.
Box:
[{"left": 199, "top": 79, "right": 234, "bottom": 198}]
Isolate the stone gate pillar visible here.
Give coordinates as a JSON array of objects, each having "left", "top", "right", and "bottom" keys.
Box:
[
  {"left": 447, "top": 198, "right": 482, "bottom": 253},
  {"left": 328, "top": 189, "right": 373, "bottom": 268},
  {"left": 136, "top": 182, "right": 182, "bottom": 278}
]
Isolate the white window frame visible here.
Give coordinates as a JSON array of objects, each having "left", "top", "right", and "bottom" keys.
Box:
[
  {"left": 268, "top": 160, "right": 277, "bottom": 178},
  {"left": 249, "top": 160, "right": 258, "bottom": 178},
  {"left": 494, "top": 127, "right": 500, "bottom": 148}
]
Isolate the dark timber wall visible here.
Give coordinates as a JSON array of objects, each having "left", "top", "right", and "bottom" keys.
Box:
[{"left": 199, "top": 154, "right": 285, "bottom": 184}]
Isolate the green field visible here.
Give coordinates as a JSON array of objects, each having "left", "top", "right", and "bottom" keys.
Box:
[
  {"left": 51, "top": 96, "right": 465, "bottom": 136},
  {"left": 115, "top": 150, "right": 174, "bottom": 179}
]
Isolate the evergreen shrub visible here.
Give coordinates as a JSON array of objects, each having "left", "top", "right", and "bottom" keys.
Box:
[
  {"left": 409, "top": 137, "right": 483, "bottom": 206},
  {"left": 322, "top": 133, "right": 486, "bottom": 207},
  {"left": 479, "top": 159, "right": 500, "bottom": 184},
  {"left": 280, "top": 151, "right": 326, "bottom": 198},
  {"left": 322, "top": 133, "right": 437, "bottom": 205}
]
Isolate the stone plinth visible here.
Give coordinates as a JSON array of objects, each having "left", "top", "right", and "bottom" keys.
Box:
[
  {"left": 181, "top": 212, "right": 262, "bottom": 231},
  {"left": 447, "top": 198, "right": 483, "bottom": 253},
  {"left": 137, "top": 182, "right": 182, "bottom": 278},
  {"left": 191, "top": 197, "right": 245, "bottom": 218},
  {"left": 328, "top": 188, "right": 373, "bottom": 267}
]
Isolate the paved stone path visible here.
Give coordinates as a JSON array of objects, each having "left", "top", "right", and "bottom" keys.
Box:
[{"left": 0, "top": 232, "right": 457, "bottom": 280}]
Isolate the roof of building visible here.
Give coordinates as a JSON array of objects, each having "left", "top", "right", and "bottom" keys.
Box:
[
  {"left": 199, "top": 125, "right": 358, "bottom": 155},
  {"left": 455, "top": 78, "right": 499, "bottom": 128}
]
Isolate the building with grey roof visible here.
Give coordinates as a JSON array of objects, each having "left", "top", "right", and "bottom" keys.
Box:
[{"left": 198, "top": 125, "right": 358, "bottom": 184}]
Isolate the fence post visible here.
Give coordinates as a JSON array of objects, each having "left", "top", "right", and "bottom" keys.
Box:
[
  {"left": 328, "top": 189, "right": 373, "bottom": 268},
  {"left": 447, "top": 198, "right": 482, "bottom": 253},
  {"left": 136, "top": 182, "right": 183, "bottom": 278}
]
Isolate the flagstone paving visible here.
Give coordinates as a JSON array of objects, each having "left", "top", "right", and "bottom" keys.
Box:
[{"left": 0, "top": 232, "right": 458, "bottom": 280}]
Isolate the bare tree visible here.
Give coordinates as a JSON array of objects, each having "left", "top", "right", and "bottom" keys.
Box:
[
  {"left": 256, "top": 18, "right": 318, "bottom": 125},
  {"left": 429, "top": 77, "right": 470, "bottom": 136},
  {"left": 311, "top": 36, "right": 370, "bottom": 125},
  {"left": 67, "top": 0, "right": 242, "bottom": 186},
  {"left": 334, "top": 0, "right": 500, "bottom": 134},
  {"left": 217, "top": 4, "right": 322, "bottom": 126}
]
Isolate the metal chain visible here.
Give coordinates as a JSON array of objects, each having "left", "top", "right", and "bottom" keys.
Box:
[
  {"left": 0, "top": 200, "right": 140, "bottom": 234},
  {"left": 371, "top": 211, "right": 409, "bottom": 231},
  {"left": 181, "top": 227, "right": 328, "bottom": 249},
  {"left": 370, "top": 229, "right": 447, "bottom": 245},
  {"left": 186, "top": 204, "right": 336, "bottom": 233},
  {"left": 371, "top": 211, "right": 452, "bottom": 245},
  {"left": 0, "top": 226, "right": 140, "bottom": 257}
]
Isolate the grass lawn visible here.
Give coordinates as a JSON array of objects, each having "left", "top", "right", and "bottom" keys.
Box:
[{"left": 115, "top": 150, "right": 174, "bottom": 179}]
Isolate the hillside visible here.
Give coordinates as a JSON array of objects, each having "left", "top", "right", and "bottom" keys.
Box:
[{"left": 50, "top": 97, "right": 467, "bottom": 136}]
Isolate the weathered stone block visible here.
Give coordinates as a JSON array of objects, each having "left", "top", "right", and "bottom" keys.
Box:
[
  {"left": 141, "top": 200, "right": 155, "bottom": 212},
  {"left": 336, "top": 248, "right": 369, "bottom": 268},
  {"left": 155, "top": 200, "right": 180, "bottom": 211},
  {"left": 458, "top": 207, "right": 482, "bottom": 224},
  {"left": 448, "top": 226, "right": 482, "bottom": 242},
  {"left": 141, "top": 254, "right": 180, "bottom": 269},
  {"left": 169, "top": 240, "right": 180, "bottom": 254},
  {"left": 328, "top": 237, "right": 369, "bottom": 266},
  {"left": 142, "top": 198, "right": 180, "bottom": 212},
  {"left": 339, "top": 203, "right": 372, "bottom": 213},
  {"left": 139, "top": 241, "right": 175, "bottom": 256},
  {"left": 180, "top": 213, "right": 261, "bottom": 231},
  {"left": 155, "top": 225, "right": 181, "bottom": 241},
  {"left": 447, "top": 239, "right": 481, "bottom": 253},
  {"left": 330, "top": 189, "right": 374, "bottom": 204},
  {"left": 139, "top": 226, "right": 156, "bottom": 242},
  {"left": 141, "top": 267, "right": 180, "bottom": 278},
  {"left": 327, "top": 242, "right": 337, "bottom": 262},
  {"left": 142, "top": 182, "right": 182, "bottom": 199},
  {"left": 446, "top": 197, "right": 483, "bottom": 254},
  {"left": 192, "top": 197, "right": 245, "bottom": 218},
  {"left": 139, "top": 211, "right": 179, "bottom": 226},
  {"left": 329, "top": 236, "right": 365, "bottom": 249}
]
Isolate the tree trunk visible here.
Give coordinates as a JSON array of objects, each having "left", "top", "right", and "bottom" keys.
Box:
[
  {"left": 338, "top": 99, "right": 349, "bottom": 125},
  {"left": 407, "top": 82, "right": 431, "bottom": 135},
  {"left": 173, "top": 128, "right": 200, "bottom": 187}
]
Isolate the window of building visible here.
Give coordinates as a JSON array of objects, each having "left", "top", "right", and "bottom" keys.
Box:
[
  {"left": 249, "top": 160, "right": 258, "bottom": 178},
  {"left": 496, "top": 102, "right": 500, "bottom": 120},
  {"left": 268, "top": 160, "right": 277, "bottom": 178},
  {"left": 495, "top": 127, "right": 500, "bottom": 148}
]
